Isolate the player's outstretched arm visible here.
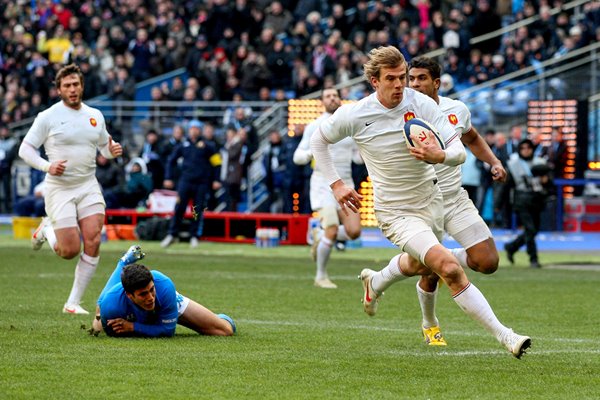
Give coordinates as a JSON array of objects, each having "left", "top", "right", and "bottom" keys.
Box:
[{"left": 462, "top": 127, "right": 506, "bottom": 182}]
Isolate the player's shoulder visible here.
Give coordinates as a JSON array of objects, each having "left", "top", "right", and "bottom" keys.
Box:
[
  {"left": 439, "top": 95, "right": 468, "bottom": 114},
  {"left": 337, "top": 94, "right": 377, "bottom": 120},
  {"left": 406, "top": 87, "right": 435, "bottom": 105},
  {"left": 81, "top": 102, "right": 104, "bottom": 117},
  {"left": 152, "top": 270, "right": 175, "bottom": 290},
  {"left": 35, "top": 102, "right": 62, "bottom": 121}
]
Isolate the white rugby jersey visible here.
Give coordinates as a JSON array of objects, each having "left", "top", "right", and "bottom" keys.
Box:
[
  {"left": 434, "top": 96, "right": 472, "bottom": 198},
  {"left": 294, "top": 112, "right": 355, "bottom": 183},
  {"left": 319, "top": 88, "right": 461, "bottom": 211},
  {"left": 23, "top": 101, "right": 110, "bottom": 186}
]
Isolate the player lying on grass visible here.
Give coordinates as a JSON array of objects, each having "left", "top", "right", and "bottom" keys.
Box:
[{"left": 91, "top": 245, "right": 236, "bottom": 337}]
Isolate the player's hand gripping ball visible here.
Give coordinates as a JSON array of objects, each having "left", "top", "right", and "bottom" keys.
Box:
[{"left": 403, "top": 118, "right": 446, "bottom": 150}]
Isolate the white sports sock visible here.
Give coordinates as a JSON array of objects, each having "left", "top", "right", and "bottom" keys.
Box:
[
  {"left": 315, "top": 237, "right": 333, "bottom": 280},
  {"left": 43, "top": 224, "right": 57, "bottom": 254},
  {"left": 416, "top": 281, "right": 439, "bottom": 329},
  {"left": 453, "top": 283, "right": 509, "bottom": 342},
  {"left": 336, "top": 226, "right": 351, "bottom": 242},
  {"left": 371, "top": 254, "right": 409, "bottom": 293},
  {"left": 450, "top": 248, "right": 469, "bottom": 269},
  {"left": 66, "top": 253, "right": 99, "bottom": 306}
]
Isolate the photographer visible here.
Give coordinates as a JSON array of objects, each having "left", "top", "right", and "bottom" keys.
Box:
[{"left": 504, "top": 139, "right": 553, "bottom": 268}]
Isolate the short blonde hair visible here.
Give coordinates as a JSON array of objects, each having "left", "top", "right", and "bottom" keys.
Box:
[{"left": 363, "top": 46, "right": 406, "bottom": 82}]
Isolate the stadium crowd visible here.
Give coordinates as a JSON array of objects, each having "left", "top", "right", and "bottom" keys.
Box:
[{"left": 0, "top": 0, "right": 599, "bottom": 218}]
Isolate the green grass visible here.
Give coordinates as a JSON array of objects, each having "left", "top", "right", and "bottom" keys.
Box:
[{"left": 1, "top": 237, "right": 600, "bottom": 399}]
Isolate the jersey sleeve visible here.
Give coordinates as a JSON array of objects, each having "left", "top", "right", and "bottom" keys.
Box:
[
  {"left": 318, "top": 105, "right": 353, "bottom": 144},
  {"left": 96, "top": 112, "right": 111, "bottom": 147},
  {"left": 132, "top": 272, "right": 178, "bottom": 337},
  {"left": 22, "top": 111, "right": 49, "bottom": 149},
  {"left": 454, "top": 100, "right": 472, "bottom": 137},
  {"left": 293, "top": 120, "right": 315, "bottom": 165}
]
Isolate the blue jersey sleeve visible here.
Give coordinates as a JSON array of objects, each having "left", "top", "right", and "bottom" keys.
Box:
[{"left": 132, "top": 271, "right": 178, "bottom": 337}]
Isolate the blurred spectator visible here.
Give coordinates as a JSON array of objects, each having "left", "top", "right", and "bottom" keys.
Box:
[
  {"left": 539, "top": 128, "right": 568, "bottom": 179},
  {"left": 503, "top": 139, "right": 553, "bottom": 268},
  {"left": 492, "top": 132, "right": 512, "bottom": 229},
  {"left": 38, "top": 25, "right": 72, "bottom": 65},
  {"left": 14, "top": 180, "right": 46, "bottom": 217},
  {"left": 107, "top": 68, "right": 136, "bottom": 101},
  {"left": 0, "top": 125, "right": 18, "bottom": 213},
  {"left": 223, "top": 128, "right": 248, "bottom": 211},
  {"left": 161, "top": 124, "right": 186, "bottom": 189},
  {"left": 470, "top": 0, "right": 502, "bottom": 55},
  {"left": 202, "top": 122, "right": 223, "bottom": 210},
  {"left": 104, "top": 158, "right": 153, "bottom": 209},
  {"left": 237, "top": 49, "right": 271, "bottom": 100},
  {"left": 507, "top": 124, "right": 525, "bottom": 155},
  {"left": 96, "top": 154, "right": 124, "bottom": 194},
  {"left": 227, "top": 107, "right": 258, "bottom": 159},
  {"left": 267, "top": 39, "right": 294, "bottom": 90},
  {"left": 140, "top": 128, "right": 167, "bottom": 191},
  {"left": 263, "top": 130, "right": 286, "bottom": 213},
  {"left": 438, "top": 73, "right": 456, "bottom": 96},
  {"left": 264, "top": 1, "right": 294, "bottom": 35},
  {"left": 128, "top": 28, "right": 156, "bottom": 82},
  {"left": 161, "top": 118, "right": 222, "bottom": 248},
  {"left": 461, "top": 147, "right": 481, "bottom": 205}
]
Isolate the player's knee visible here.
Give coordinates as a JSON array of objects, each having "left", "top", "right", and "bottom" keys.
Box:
[
  {"left": 58, "top": 248, "right": 80, "bottom": 259},
  {"left": 435, "top": 256, "right": 463, "bottom": 283},
  {"left": 470, "top": 252, "right": 499, "bottom": 274},
  {"left": 345, "top": 226, "right": 361, "bottom": 240}
]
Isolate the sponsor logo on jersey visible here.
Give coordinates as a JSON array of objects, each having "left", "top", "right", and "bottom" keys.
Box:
[
  {"left": 448, "top": 114, "right": 458, "bottom": 125},
  {"left": 404, "top": 112, "right": 416, "bottom": 122},
  {"left": 90, "top": 117, "right": 97, "bottom": 127}
]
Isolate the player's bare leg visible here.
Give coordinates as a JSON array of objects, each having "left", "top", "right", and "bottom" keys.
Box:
[
  {"left": 177, "top": 299, "right": 235, "bottom": 336},
  {"left": 63, "top": 214, "right": 103, "bottom": 314},
  {"left": 422, "top": 244, "right": 530, "bottom": 358}
]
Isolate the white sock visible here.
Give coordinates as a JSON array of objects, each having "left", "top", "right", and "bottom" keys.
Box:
[
  {"left": 450, "top": 248, "right": 469, "bottom": 269},
  {"left": 315, "top": 237, "right": 333, "bottom": 280},
  {"left": 43, "top": 224, "right": 57, "bottom": 254},
  {"left": 453, "top": 283, "right": 509, "bottom": 342},
  {"left": 66, "top": 253, "right": 99, "bottom": 306},
  {"left": 371, "top": 254, "right": 409, "bottom": 293},
  {"left": 336, "top": 226, "right": 351, "bottom": 242},
  {"left": 416, "top": 281, "right": 439, "bottom": 329}
]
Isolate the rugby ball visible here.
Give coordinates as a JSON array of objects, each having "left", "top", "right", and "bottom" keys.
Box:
[{"left": 403, "top": 118, "right": 446, "bottom": 150}]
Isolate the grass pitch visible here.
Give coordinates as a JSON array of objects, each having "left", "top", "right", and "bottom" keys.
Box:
[{"left": 1, "top": 237, "right": 600, "bottom": 399}]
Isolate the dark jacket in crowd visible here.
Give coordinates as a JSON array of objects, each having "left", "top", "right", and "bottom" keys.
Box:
[{"left": 165, "top": 138, "right": 220, "bottom": 184}]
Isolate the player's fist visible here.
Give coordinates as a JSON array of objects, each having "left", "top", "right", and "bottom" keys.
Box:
[
  {"left": 491, "top": 164, "right": 507, "bottom": 182},
  {"left": 108, "top": 136, "right": 123, "bottom": 157},
  {"left": 48, "top": 160, "right": 67, "bottom": 176}
]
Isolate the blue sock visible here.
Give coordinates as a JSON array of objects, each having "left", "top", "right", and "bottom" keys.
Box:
[{"left": 217, "top": 313, "right": 236, "bottom": 334}]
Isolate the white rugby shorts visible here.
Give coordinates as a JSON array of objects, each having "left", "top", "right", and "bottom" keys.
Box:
[
  {"left": 176, "top": 292, "right": 190, "bottom": 316},
  {"left": 443, "top": 188, "right": 492, "bottom": 249},
  {"left": 376, "top": 188, "right": 444, "bottom": 263},
  {"left": 309, "top": 174, "right": 340, "bottom": 211},
  {"left": 45, "top": 178, "right": 105, "bottom": 228}
]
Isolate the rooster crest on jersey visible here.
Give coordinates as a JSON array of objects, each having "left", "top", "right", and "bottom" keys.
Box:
[{"left": 403, "top": 117, "right": 446, "bottom": 150}]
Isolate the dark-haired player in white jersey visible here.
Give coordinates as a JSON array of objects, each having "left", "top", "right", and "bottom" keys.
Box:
[
  {"left": 408, "top": 55, "right": 507, "bottom": 346},
  {"left": 293, "top": 88, "right": 362, "bottom": 289},
  {"left": 18, "top": 64, "right": 123, "bottom": 315},
  {"left": 310, "top": 46, "right": 530, "bottom": 358}
]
